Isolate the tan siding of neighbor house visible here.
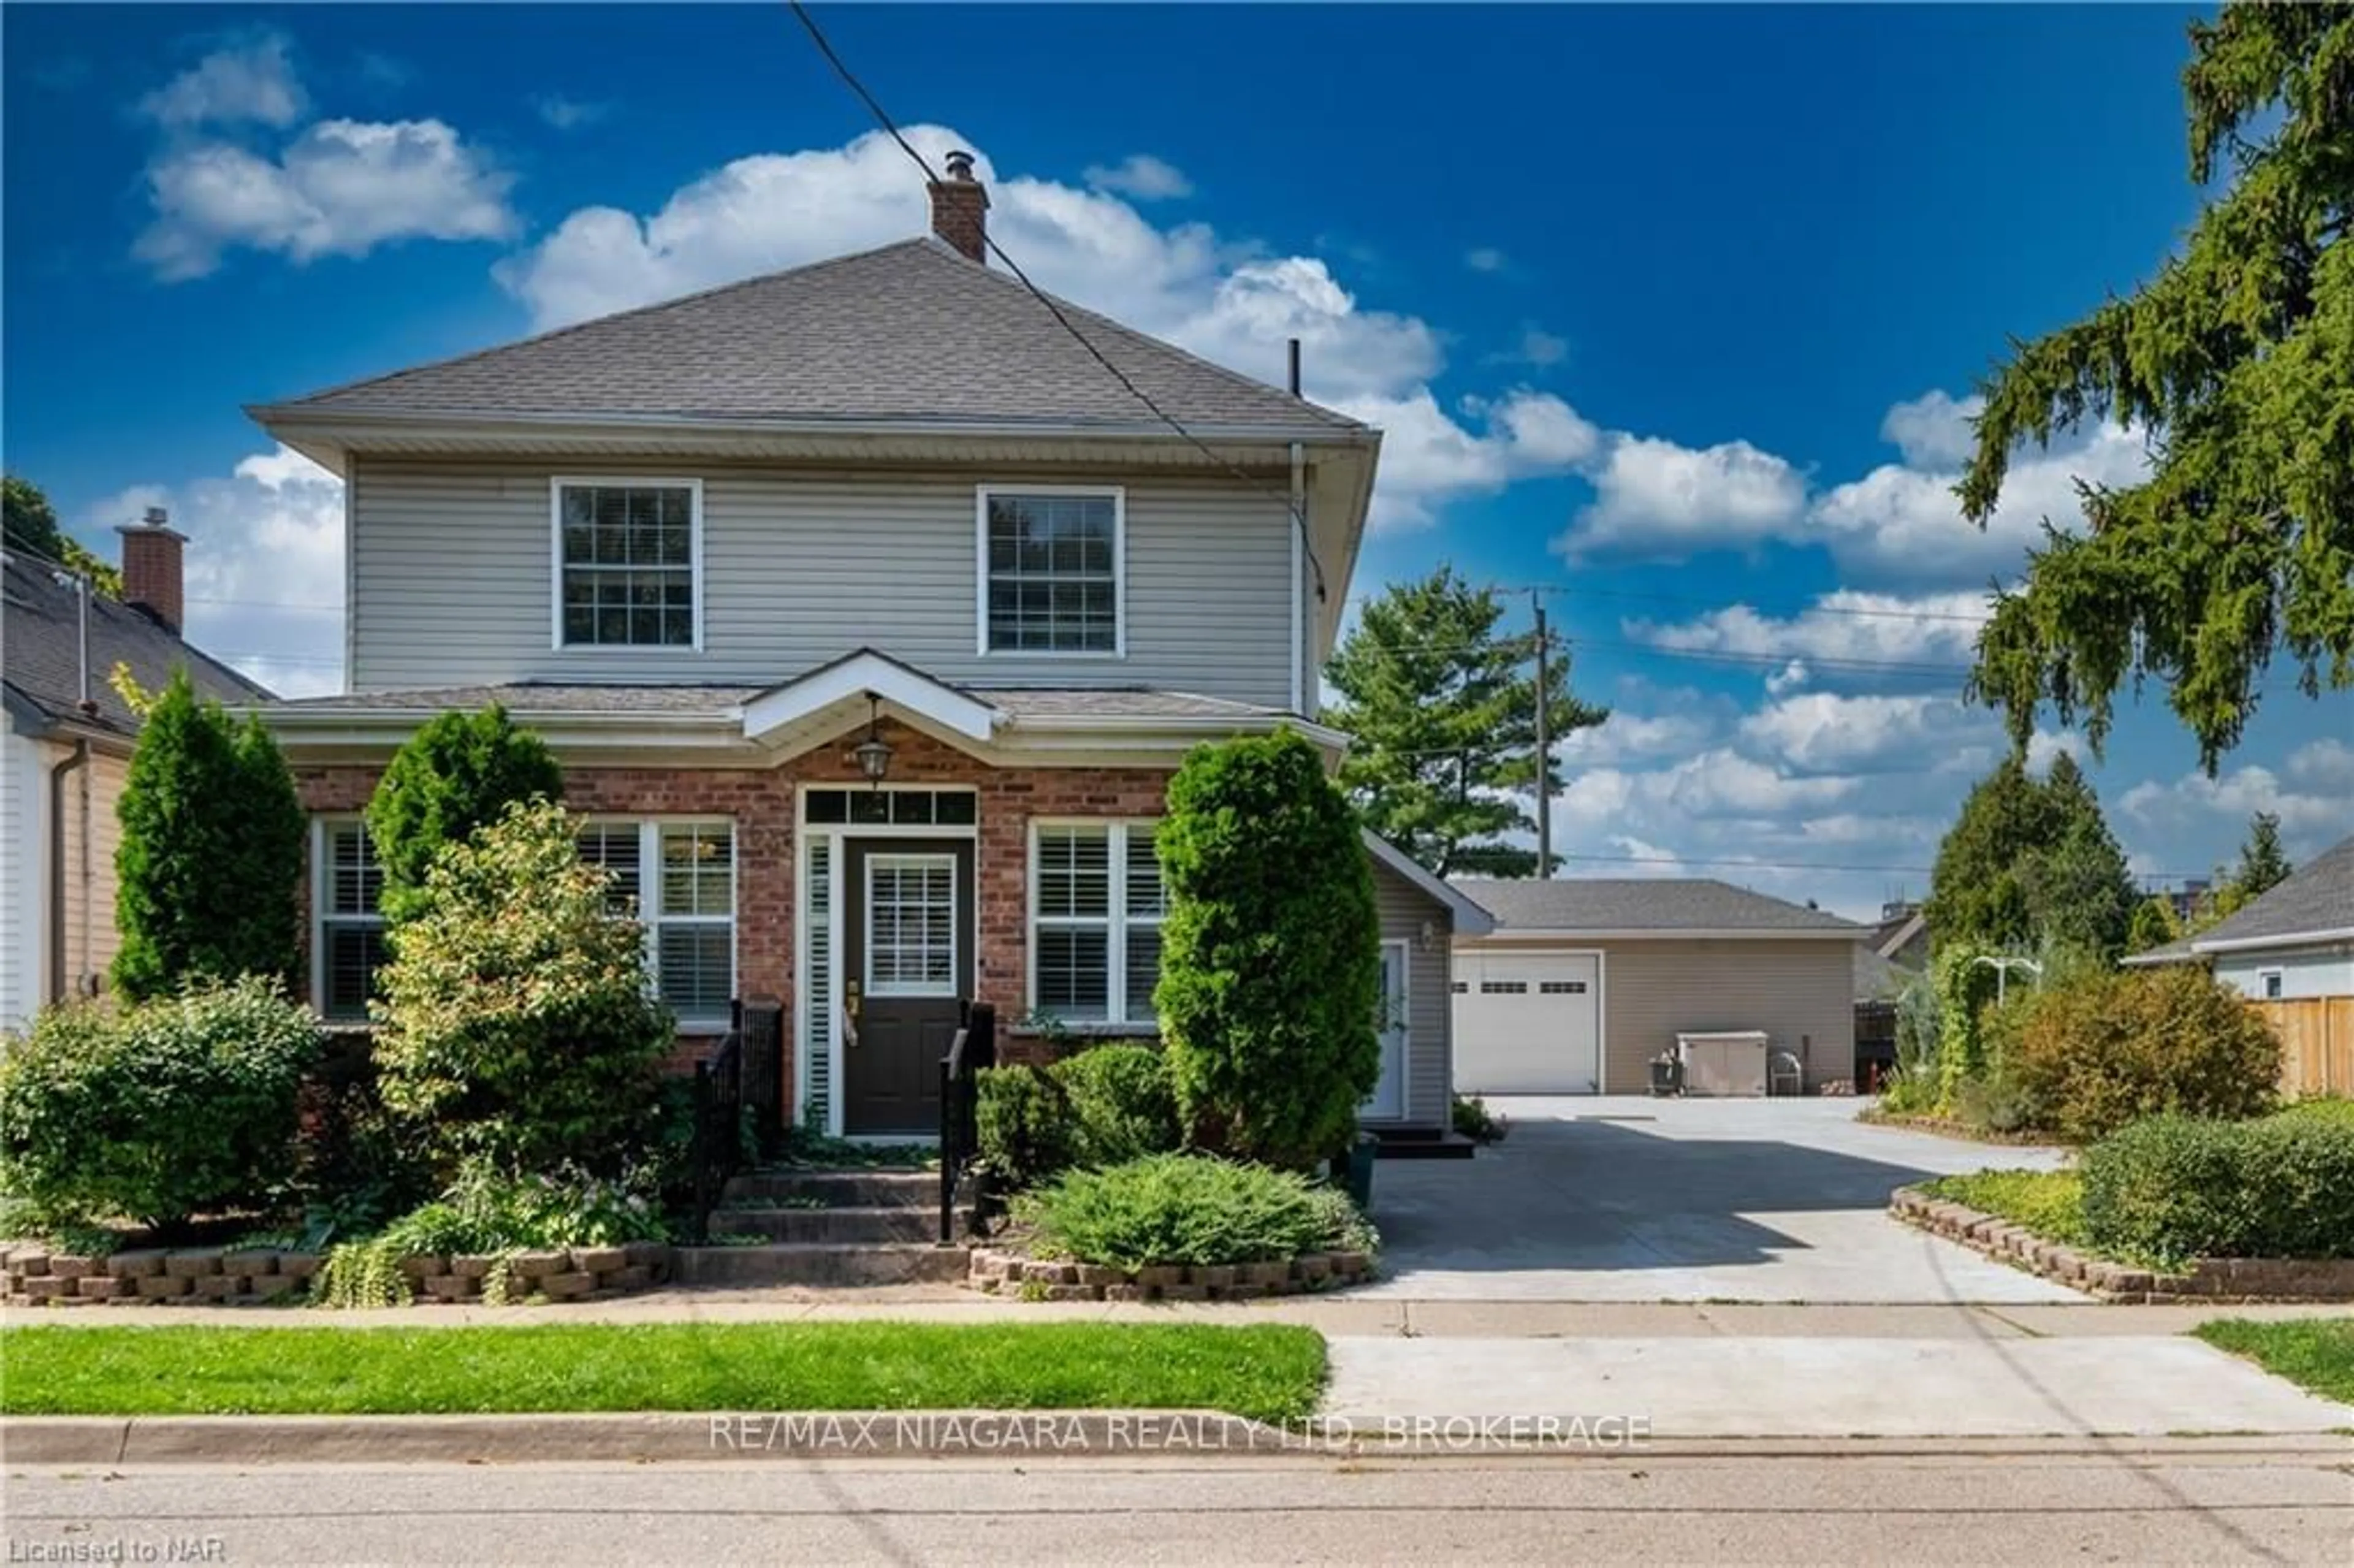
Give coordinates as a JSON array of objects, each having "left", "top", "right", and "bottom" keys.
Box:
[
  {"left": 1465, "top": 935, "right": 1857, "bottom": 1092},
  {"left": 1371, "top": 859, "right": 1453, "bottom": 1129},
  {"left": 348, "top": 460, "right": 1296, "bottom": 705},
  {"left": 52, "top": 744, "right": 129, "bottom": 1002}
]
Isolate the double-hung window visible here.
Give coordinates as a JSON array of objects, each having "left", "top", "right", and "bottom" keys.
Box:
[
  {"left": 1030, "top": 822, "right": 1164, "bottom": 1027},
  {"left": 980, "top": 488, "right": 1122, "bottom": 655},
  {"left": 577, "top": 820, "right": 736, "bottom": 1024},
  {"left": 554, "top": 478, "right": 701, "bottom": 649},
  {"left": 316, "top": 821, "right": 387, "bottom": 1022}
]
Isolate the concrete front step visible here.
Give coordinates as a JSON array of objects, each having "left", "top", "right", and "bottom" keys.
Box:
[
  {"left": 671, "top": 1243, "right": 971, "bottom": 1287},
  {"left": 720, "top": 1169, "right": 951, "bottom": 1208},
  {"left": 712, "top": 1205, "right": 978, "bottom": 1245}
]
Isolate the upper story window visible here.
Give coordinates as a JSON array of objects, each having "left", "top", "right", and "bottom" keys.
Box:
[
  {"left": 553, "top": 478, "right": 701, "bottom": 650},
  {"left": 979, "top": 487, "right": 1123, "bottom": 656}
]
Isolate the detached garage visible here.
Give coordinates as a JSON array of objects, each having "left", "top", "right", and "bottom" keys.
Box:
[{"left": 1449, "top": 879, "right": 1866, "bottom": 1095}]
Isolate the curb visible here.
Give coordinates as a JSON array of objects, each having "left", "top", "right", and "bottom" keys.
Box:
[{"left": 6, "top": 1416, "right": 2342, "bottom": 1466}]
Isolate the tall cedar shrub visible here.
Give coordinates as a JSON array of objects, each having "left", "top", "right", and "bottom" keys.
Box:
[
  {"left": 370, "top": 799, "right": 671, "bottom": 1176},
  {"left": 112, "top": 669, "right": 305, "bottom": 999},
  {"left": 1155, "top": 730, "right": 1382, "bottom": 1168},
  {"left": 2001, "top": 964, "right": 2282, "bottom": 1143},
  {"left": 0, "top": 978, "right": 319, "bottom": 1228},
  {"left": 367, "top": 704, "right": 563, "bottom": 922}
]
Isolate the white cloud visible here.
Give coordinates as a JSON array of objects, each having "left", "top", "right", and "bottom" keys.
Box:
[
  {"left": 2120, "top": 759, "right": 2354, "bottom": 852},
  {"left": 1487, "top": 324, "right": 1567, "bottom": 368},
  {"left": 2287, "top": 737, "right": 2354, "bottom": 795},
  {"left": 1558, "top": 435, "right": 1808, "bottom": 558},
  {"left": 1082, "top": 153, "right": 1192, "bottom": 201},
  {"left": 140, "top": 35, "right": 307, "bottom": 129},
  {"left": 1626, "top": 588, "right": 1994, "bottom": 668},
  {"left": 1879, "top": 389, "right": 1981, "bottom": 470},
  {"left": 533, "top": 94, "right": 611, "bottom": 132},
  {"left": 1464, "top": 246, "right": 1508, "bottom": 273},
  {"left": 83, "top": 446, "right": 346, "bottom": 699},
  {"left": 135, "top": 118, "right": 517, "bottom": 280},
  {"left": 1739, "top": 693, "right": 1997, "bottom": 775},
  {"left": 1556, "top": 706, "right": 1724, "bottom": 767},
  {"left": 1333, "top": 389, "right": 1599, "bottom": 530},
  {"left": 1766, "top": 659, "right": 1810, "bottom": 696}
]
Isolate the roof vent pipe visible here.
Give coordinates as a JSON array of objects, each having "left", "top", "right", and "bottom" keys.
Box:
[{"left": 1287, "top": 338, "right": 1301, "bottom": 397}]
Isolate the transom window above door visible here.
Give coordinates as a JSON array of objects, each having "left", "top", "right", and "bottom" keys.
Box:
[
  {"left": 553, "top": 478, "right": 701, "bottom": 649},
  {"left": 980, "top": 488, "right": 1122, "bottom": 655}
]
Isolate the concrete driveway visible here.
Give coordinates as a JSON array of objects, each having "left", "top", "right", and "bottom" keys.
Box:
[{"left": 1365, "top": 1096, "right": 2084, "bottom": 1303}]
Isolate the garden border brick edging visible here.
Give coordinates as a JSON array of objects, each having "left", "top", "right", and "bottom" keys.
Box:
[
  {"left": 1888, "top": 1186, "right": 2354, "bottom": 1304},
  {"left": 964, "top": 1247, "right": 1373, "bottom": 1301},
  {"left": 0, "top": 1241, "right": 673, "bottom": 1308}
]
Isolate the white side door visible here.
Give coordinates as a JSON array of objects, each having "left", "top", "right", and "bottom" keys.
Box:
[{"left": 1362, "top": 940, "right": 1408, "bottom": 1119}]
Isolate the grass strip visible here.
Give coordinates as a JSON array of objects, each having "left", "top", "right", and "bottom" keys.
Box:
[
  {"left": 2195, "top": 1319, "right": 2354, "bottom": 1406},
  {"left": 0, "top": 1322, "right": 1327, "bottom": 1425}
]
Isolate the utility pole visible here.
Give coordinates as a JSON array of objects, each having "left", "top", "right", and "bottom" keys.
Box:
[{"left": 1532, "top": 591, "right": 1550, "bottom": 880}]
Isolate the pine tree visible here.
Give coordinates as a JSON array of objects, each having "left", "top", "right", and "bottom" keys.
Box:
[
  {"left": 1324, "top": 568, "right": 1607, "bottom": 877},
  {"left": 2226, "top": 812, "right": 2294, "bottom": 901},
  {"left": 2019, "top": 753, "right": 2139, "bottom": 961},
  {"left": 113, "top": 669, "right": 304, "bottom": 997},
  {"left": 1925, "top": 758, "right": 2049, "bottom": 954},
  {"left": 2127, "top": 896, "right": 2183, "bottom": 955},
  {"left": 1960, "top": 4, "right": 2354, "bottom": 772},
  {"left": 366, "top": 705, "right": 564, "bottom": 922}
]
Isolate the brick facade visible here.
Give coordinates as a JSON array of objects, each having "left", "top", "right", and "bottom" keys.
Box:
[{"left": 294, "top": 720, "right": 1174, "bottom": 1113}]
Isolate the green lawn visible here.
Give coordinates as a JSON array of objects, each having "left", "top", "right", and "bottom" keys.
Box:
[
  {"left": 1918, "top": 1168, "right": 2088, "bottom": 1247},
  {"left": 0, "top": 1322, "right": 1327, "bottom": 1425},
  {"left": 2195, "top": 1319, "right": 2354, "bottom": 1406}
]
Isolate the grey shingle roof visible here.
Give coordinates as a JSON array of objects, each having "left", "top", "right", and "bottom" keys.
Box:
[
  {"left": 1448, "top": 877, "right": 1867, "bottom": 935},
  {"left": 2187, "top": 834, "right": 2354, "bottom": 948},
  {"left": 255, "top": 239, "right": 1363, "bottom": 435},
  {"left": 264, "top": 682, "right": 1292, "bottom": 722},
  {"left": 3, "top": 552, "right": 274, "bottom": 737}
]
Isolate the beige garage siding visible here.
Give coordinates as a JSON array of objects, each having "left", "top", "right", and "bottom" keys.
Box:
[
  {"left": 51, "top": 744, "right": 129, "bottom": 1002},
  {"left": 1371, "top": 858, "right": 1453, "bottom": 1130},
  {"left": 1466, "top": 936, "right": 1856, "bottom": 1092}
]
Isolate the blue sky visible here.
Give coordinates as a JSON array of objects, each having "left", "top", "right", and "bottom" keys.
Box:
[{"left": 6, "top": 4, "right": 2348, "bottom": 918}]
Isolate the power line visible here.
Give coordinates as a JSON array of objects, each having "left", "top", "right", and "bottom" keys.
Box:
[
  {"left": 1493, "top": 582, "right": 1997, "bottom": 625},
  {"left": 783, "top": 0, "right": 1331, "bottom": 604}
]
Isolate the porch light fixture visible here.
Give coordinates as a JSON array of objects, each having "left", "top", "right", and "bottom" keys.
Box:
[{"left": 852, "top": 691, "right": 893, "bottom": 788}]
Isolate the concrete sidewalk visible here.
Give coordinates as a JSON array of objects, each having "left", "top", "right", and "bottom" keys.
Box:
[
  {"left": 1321, "top": 1334, "right": 2354, "bottom": 1439},
  {"left": 7, "top": 1293, "right": 2349, "bottom": 1337}
]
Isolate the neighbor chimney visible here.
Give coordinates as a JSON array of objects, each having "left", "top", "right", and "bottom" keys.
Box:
[
  {"left": 928, "top": 150, "right": 989, "bottom": 264},
  {"left": 116, "top": 506, "right": 186, "bottom": 635}
]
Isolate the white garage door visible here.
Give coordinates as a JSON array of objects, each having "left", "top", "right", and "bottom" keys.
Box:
[{"left": 1452, "top": 950, "right": 1602, "bottom": 1094}]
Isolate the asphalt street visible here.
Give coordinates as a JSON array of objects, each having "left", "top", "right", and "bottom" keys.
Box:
[{"left": 7, "top": 1443, "right": 2350, "bottom": 1567}]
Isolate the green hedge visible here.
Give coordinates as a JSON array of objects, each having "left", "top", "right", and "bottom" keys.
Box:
[
  {"left": 1017, "top": 1153, "right": 1374, "bottom": 1271},
  {"left": 976, "top": 1045, "right": 1182, "bottom": 1189},
  {"left": 2081, "top": 1108, "right": 2354, "bottom": 1267},
  {"left": 0, "top": 980, "right": 318, "bottom": 1229}
]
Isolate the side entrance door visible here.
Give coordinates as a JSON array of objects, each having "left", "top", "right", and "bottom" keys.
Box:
[
  {"left": 840, "top": 838, "right": 975, "bottom": 1136},
  {"left": 1362, "top": 940, "right": 1409, "bottom": 1120}
]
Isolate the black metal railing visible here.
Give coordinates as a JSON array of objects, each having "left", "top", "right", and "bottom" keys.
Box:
[
  {"left": 687, "top": 995, "right": 786, "bottom": 1243},
  {"left": 939, "top": 1000, "right": 997, "bottom": 1244}
]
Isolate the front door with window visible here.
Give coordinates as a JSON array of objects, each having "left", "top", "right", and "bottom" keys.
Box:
[{"left": 840, "top": 839, "right": 975, "bottom": 1136}]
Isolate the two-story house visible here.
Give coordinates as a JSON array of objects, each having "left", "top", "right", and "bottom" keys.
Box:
[{"left": 251, "top": 156, "right": 1488, "bottom": 1140}]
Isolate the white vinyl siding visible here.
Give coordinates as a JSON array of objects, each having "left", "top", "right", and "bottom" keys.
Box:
[
  {"left": 579, "top": 819, "right": 736, "bottom": 1025},
  {"left": 348, "top": 462, "right": 1291, "bottom": 702},
  {"left": 1030, "top": 821, "right": 1162, "bottom": 1027},
  {"left": 2215, "top": 947, "right": 2354, "bottom": 1001}
]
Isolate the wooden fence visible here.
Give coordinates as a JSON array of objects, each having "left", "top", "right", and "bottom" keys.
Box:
[{"left": 2254, "top": 997, "right": 2354, "bottom": 1098}]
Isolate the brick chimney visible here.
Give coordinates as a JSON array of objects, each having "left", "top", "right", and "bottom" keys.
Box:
[
  {"left": 928, "top": 150, "right": 988, "bottom": 264},
  {"left": 116, "top": 506, "right": 186, "bottom": 634}
]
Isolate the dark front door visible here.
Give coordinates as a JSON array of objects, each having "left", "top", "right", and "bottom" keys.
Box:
[{"left": 840, "top": 837, "right": 975, "bottom": 1136}]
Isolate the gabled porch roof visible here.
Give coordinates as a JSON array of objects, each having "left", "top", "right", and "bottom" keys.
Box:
[{"left": 248, "top": 648, "right": 1348, "bottom": 769}]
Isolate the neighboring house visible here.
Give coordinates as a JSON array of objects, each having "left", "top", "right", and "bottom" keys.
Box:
[
  {"left": 1447, "top": 878, "right": 1865, "bottom": 1094},
  {"left": 2124, "top": 833, "right": 2354, "bottom": 1001},
  {"left": 245, "top": 156, "right": 1492, "bottom": 1139},
  {"left": 1855, "top": 900, "right": 1928, "bottom": 1002},
  {"left": 1, "top": 517, "right": 276, "bottom": 1027}
]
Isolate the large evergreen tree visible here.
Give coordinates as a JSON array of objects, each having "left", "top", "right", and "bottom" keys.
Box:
[
  {"left": 367, "top": 705, "right": 564, "bottom": 922},
  {"left": 2019, "top": 753, "right": 2138, "bottom": 961},
  {"left": 2226, "top": 811, "right": 2295, "bottom": 902},
  {"left": 1960, "top": 4, "right": 2354, "bottom": 772},
  {"left": 113, "top": 669, "right": 305, "bottom": 997},
  {"left": 1927, "top": 753, "right": 2136, "bottom": 959},
  {"left": 1324, "top": 568, "right": 1607, "bottom": 877}
]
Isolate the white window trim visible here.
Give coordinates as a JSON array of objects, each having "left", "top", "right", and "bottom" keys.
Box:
[
  {"left": 311, "top": 817, "right": 386, "bottom": 1024},
  {"left": 974, "top": 484, "right": 1127, "bottom": 660},
  {"left": 581, "top": 816, "right": 737, "bottom": 1026},
  {"left": 2257, "top": 967, "right": 2286, "bottom": 1001},
  {"left": 549, "top": 476, "right": 706, "bottom": 654},
  {"left": 1026, "top": 818, "right": 1162, "bottom": 1027},
  {"left": 863, "top": 852, "right": 961, "bottom": 999}
]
